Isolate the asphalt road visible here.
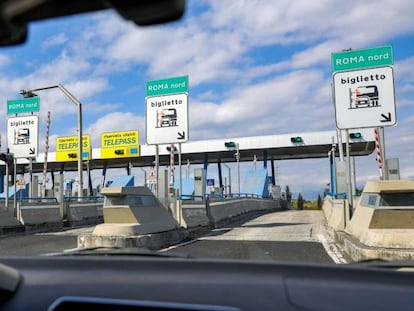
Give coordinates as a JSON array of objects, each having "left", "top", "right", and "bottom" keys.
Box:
[
  {"left": 0, "top": 210, "right": 347, "bottom": 263},
  {"left": 162, "top": 210, "right": 347, "bottom": 263},
  {"left": 0, "top": 227, "right": 92, "bottom": 256}
]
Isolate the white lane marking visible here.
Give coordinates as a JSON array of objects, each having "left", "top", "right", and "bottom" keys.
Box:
[
  {"left": 159, "top": 238, "right": 199, "bottom": 252},
  {"left": 317, "top": 233, "right": 347, "bottom": 264}
]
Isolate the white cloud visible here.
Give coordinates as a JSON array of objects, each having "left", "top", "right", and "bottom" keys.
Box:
[
  {"left": 41, "top": 33, "right": 68, "bottom": 51},
  {"left": 2, "top": 1, "right": 414, "bottom": 194},
  {"left": 64, "top": 78, "right": 108, "bottom": 100},
  {"left": 85, "top": 112, "right": 146, "bottom": 147},
  {"left": 189, "top": 69, "right": 333, "bottom": 139}
]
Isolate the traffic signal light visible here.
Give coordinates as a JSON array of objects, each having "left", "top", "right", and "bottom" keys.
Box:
[
  {"left": 68, "top": 153, "right": 77, "bottom": 159},
  {"left": 166, "top": 146, "right": 177, "bottom": 152},
  {"left": 114, "top": 149, "right": 125, "bottom": 155},
  {"left": 224, "top": 141, "right": 237, "bottom": 148},
  {"left": 0, "top": 153, "right": 13, "bottom": 165},
  {"left": 349, "top": 132, "right": 362, "bottom": 139},
  {"left": 290, "top": 137, "right": 303, "bottom": 143}
]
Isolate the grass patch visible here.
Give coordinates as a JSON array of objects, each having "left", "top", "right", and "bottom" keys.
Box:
[{"left": 292, "top": 200, "right": 321, "bottom": 210}]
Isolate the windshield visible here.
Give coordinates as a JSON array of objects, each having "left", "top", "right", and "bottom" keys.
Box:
[{"left": 0, "top": 1, "right": 413, "bottom": 265}]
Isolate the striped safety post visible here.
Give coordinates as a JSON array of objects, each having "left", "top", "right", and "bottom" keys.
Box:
[
  {"left": 374, "top": 128, "right": 383, "bottom": 177},
  {"left": 43, "top": 111, "right": 51, "bottom": 181},
  {"left": 170, "top": 144, "right": 175, "bottom": 186}
]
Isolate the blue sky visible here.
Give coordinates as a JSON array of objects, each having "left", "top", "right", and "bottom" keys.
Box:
[{"left": 1, "top": 1, "right": 414, "bottom": 198}]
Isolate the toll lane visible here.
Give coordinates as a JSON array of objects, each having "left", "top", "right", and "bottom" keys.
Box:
[{"left": 162, "top": 210, "right": 348, "bottom": 263}]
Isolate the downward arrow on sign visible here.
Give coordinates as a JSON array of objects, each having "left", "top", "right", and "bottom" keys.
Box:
[
  {"left": 29, "top": 148, "right": 36, "bottom": 155},
  {"left": 380, "top": 112, "right": 391, "bottom": 122}
]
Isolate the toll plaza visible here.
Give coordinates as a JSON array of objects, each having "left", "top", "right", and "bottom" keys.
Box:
[{"left": 0, "top": 129, "right": 375, "bottom": 201}]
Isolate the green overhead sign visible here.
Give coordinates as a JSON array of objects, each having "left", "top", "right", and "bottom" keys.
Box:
[
  {"left": 332, "top": 46, "right": 393, "bottom": 72},
  {"left": 146, "top": 76, "right": 188, "bottom": 96},
  {"left": 7, "top": 97, "right": 40, "bottom": 114}
]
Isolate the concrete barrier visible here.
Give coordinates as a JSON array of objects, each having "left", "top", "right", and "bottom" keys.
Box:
[
  {"left": 0, "top": 206, "right": 23, "bottom": 233},
  {"left": 79, "top": 190, "right": 284, "bottom": 250},
  {"left": 321, "top": 180, "right": 414, "bottom": 261},
  {"left": 345, "top": 180, "right": 414, "bottom": 248},
  {"left": 345, "top": 206, "right": 414, "bottom": 248},
  {"left": 181, "top": 203, "right": 210, "bottom": 227},
  {"left": 322, "top": 197, "right": 349, "bottom": 231},
  {"left": 66, "top": 202, "right": 103, "bottom": 226},
  {"left": 18, "top": 202, "right": 61, "bottom": 226},
  {"left": 321, "top": 196, "right": 333, "bottom": 220},
  {"left": 208, "top": 198, "right": 279, "bottom": 225},
  {"left": 91, "top": 186, "right": 179, "bottom": 237}
]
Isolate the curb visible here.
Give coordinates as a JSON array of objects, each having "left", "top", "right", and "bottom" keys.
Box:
[{"left": 330, "top": 229, "right": 414, "bottom": 262}]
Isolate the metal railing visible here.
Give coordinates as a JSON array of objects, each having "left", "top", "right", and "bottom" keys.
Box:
[{"left": 179, "top": 193, "right": 268, "bottom": 201}]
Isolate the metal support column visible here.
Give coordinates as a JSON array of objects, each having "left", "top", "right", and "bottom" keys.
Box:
[
  {"left": 217, "top": 160, "right": 223, "bottom": 189},
  {"left": 101, "top": 163, "right": 107, "bottom": 190},
  {"left": 203, "top": 154, "right": 208, "bottom": 198},
  {"left": 263, "top": 150, "right": 268, "bottom": 169}
]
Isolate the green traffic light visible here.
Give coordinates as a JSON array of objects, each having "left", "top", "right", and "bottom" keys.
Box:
[
  {"left": 350, "top": 132, "right": 362, "bottom": 139},
  {"left": 290, "top": 137, "right": 303, "bottom": 143},
  {"left": 224, "top": 142, "right": 236, "bottom": 148}
]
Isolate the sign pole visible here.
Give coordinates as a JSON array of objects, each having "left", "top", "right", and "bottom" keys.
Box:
[
  {"left": 5, "top": 161, "right": 8, "bottom": 211},
  {"left": 179, "top": 143, "right": 182, "bottom": 225},
  {"left": 379, "top": 127, "right": 387, "bottom": 180},
  {"left": 345, "top": 129, "right": 354, "bottom": 209},
  {"left": 13, "top": 158, "right": 17, "bottom": 218},
  {"left": 155, "top": 144, "right": 159, "bottom": 199},
  {"left": 170, "top": 144, "right": 175, "bottom": 186},
  {"left": 29, "top": 158, "right": 33, "bottom": 202}
]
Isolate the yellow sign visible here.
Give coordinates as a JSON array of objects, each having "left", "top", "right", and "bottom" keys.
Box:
[
  {"left": 56, "top": 135, "right": 90, "bottom": 151},
  {"left": 56, "top": 135, "right": 91, "bottom": 162},
  {"left": 100, "top": 130, "right": 140, "bottom": 159}
]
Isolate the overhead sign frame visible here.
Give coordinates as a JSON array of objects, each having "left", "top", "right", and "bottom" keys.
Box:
[{"left": 7, "top": 115, "right": 39, "bottom": 158}]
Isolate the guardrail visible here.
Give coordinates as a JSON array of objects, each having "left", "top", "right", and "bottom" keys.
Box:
[
  {"left": 64, "top": 196, "right": 104, "bottom": 201},
  {"left": 179, "top": 193, "right": 268, "bottom": 201},
  {"left": 15, "top": 197, "right": 58, "bottom": 203},
  {"left": 179, "top": 194, "right": 204, "bottom": 200},
  {"left": 0, "top": 195, "right": 105, "bottom": 202},
  {"left": 224, "top": 193, "right": 266, "bottom": 199}
]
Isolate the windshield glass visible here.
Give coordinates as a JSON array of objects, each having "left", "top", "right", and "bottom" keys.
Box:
[{"left": 0, "top": 1, "right": 413, "bottom": 264}]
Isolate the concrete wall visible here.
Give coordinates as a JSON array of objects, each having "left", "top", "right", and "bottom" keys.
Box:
[
  {"left": 18, "top": 202, "right": 61, "bottom": 225},
  {"left": 345, "top": 205, "right": 414, "bottom": 248},
  {"left": 208, "top": 198, "right": 278, "bottom": 224},
  {"left": 0, "top": 205, "right": 21, "bottom": 227},
  {"left": 67, "top": 202, "right": 103, "bottom": 225},
  {"left": 182, "top": 204, "right": 210, "bottom": 227},
  {"left": 322, "top": 196, "right": 348, "bottom": 231},
  {"left": 181, "top": 198, "right": 280, "bottom": 229}
]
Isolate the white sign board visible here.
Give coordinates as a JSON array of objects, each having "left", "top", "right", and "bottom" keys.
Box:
[
  {"left": 7, "top": 115, "right": 39, "bottom": 158},
  {"left": 146, "top": 93, "right": 189, "bottom": 144},
  {"left": 333, "top": 66, "right": 396, "bottom": 129}
]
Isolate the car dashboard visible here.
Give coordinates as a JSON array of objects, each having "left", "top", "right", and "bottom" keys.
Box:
[{"left": 0, "top": 256, "right": 412, "bottom": 311}]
